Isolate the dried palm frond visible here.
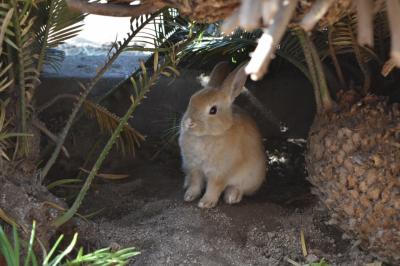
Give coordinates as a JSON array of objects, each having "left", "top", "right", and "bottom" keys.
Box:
[
  {"left": 82, "top": 98, "right": 145, "bottom": 156},
  {"left": 0, "top": 63, "right": 13, "bottom": 93},
  {"left": 0, "top": 7, "right": 13, "bottom": 55},
  {"left": 0, "top": 99, "right": 31, "bottom": 161},
  {"left": 37, "top": 93, "right": 145, "bottom": 156}
]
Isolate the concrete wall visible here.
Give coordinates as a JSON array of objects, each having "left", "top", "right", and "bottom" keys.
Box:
[{"left": 37, "top": 66, "right": 315, "bottom": 140}]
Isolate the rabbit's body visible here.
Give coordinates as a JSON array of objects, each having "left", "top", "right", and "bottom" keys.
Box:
[{"left": 179, "top": 62, "right": 267, "bottom": 208}]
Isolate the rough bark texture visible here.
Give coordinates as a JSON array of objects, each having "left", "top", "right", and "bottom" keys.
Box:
[{"left": 306, "top": 92, "right": 400, "bottom": 264}]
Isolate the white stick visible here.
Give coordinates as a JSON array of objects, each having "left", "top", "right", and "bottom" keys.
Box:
[
  {"left": 221, "top": 9, "right": 240, "bottom": 35},
  {"left": 262, "top": 0, "right": 279, "bottom": 26},
  {"left": 386, "top": 0, "right": 400, "bottom": 66},
  {"left": 357, "top": 0, "right": 374, "bottom": 47},
  {"left": 299, "top": 0, "right": 335, "bottom": 31},
  {"left": 245, "top": 0, "right": 298, "bottom": 80},
  {"left": 239, "top": 0, "right": 262, "bottom": 31}
]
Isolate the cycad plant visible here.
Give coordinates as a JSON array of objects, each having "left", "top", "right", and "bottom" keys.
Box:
[
  {"left": 0, "top": 0, "right": 85, "bottom": 157},
  {"left": 296, "top": 12, "right": 400, "bottom": 265},
  {"left": 1, "top": 0, "right": 203, "bottom": 258}
]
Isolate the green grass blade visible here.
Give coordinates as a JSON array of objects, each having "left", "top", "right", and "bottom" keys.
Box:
[
  {"left": 24, "top": 221, "right": 37, "bottom": 266},
  {"left": 43, "top": 234, "right": 64, "bottom": 266},
  {"left": 0, "top": 225, "right": 16, "bottom": 266},
  {"left": 48, "top": 233, "right": 77, "bottom": 266},
  {"left": 12, "top": 225, "right": 19, "bottom": 266}
]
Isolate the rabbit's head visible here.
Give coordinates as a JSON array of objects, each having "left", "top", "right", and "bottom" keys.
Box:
[{"left": 181, "top": 61, "right": 248, "bottom": 136}]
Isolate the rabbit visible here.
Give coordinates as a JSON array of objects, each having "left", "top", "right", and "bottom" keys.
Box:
[{"left": 178, "top": 61, "right": 267, "bottom": 208}]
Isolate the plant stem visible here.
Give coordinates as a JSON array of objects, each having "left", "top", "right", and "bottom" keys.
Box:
[
  {"left": 295, "top": 28, "right": 322, "bottom": 113},
  {"left": 296, "top": 28, "right": 333, "bottom": 113},
  {"left": 11, "top": 0, "right": 28, "bottom": 156},
  {"left": 308, "top": 32, "right": 333, "bottom": 111},
  {"left": 346, "top": 16, "right": 370, "bottom": 94},
  {"left": 328, "top": 26, "right": 346, "bottom": 89},
  {"left": 52, "top": 63, "right": 164, "bottom": 228}
]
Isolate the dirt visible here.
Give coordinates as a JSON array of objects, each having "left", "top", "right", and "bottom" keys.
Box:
[{"left": 45, "top": 133, "right": 376, "bottom": 266}]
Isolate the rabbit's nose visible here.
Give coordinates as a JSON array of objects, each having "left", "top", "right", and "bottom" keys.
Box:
[{"left": 185, "top": 118, "right": 196, "bottom": 129}]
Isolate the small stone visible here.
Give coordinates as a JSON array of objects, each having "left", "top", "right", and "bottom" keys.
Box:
[
  {"left": 359, "top": 181, "right": 368, "bottom": 193},
  {"left": 306, "top": 254, "right": 319, "bottom": 263},
  {"left": 360, "top": 196, "right": 371, "bottom": 208},
  {"left": 367, "top": 187, "right": 381, "bottom": 200},
  {"left": 350, "top": 190, "right": 359, "bottom": 199},
  {"left": 365, "top": 169, "right": 378, "bottom": 185}
]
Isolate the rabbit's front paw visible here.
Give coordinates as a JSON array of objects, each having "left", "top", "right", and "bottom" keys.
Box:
[
  {"left": 224, "top": 186, "right": 243, "bottom": 204},
  {"left": 198, "top": 197, "right": 218, "bottom": 208},
  {"left": 184, "top": 187, "right": 202, "bottom": 202}
]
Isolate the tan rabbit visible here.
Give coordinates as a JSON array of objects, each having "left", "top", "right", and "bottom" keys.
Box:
[{"left": 179, "top": 61, "right": 267, "bottom": 208}]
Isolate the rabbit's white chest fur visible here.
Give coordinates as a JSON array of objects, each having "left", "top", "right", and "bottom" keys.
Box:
[
  {"left": 179, "top": 132, "right": 228, "bottom": 178},
  {"left": 179, "top": 119, "right": 246, "bottom": 179}
]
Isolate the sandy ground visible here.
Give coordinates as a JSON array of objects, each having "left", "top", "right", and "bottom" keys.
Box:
[
  {"left": 45, "top": 128, "right": 375, "bottom": 266},
  {"left": 74, "top": 142, "right": 375, "bottom": 266}
]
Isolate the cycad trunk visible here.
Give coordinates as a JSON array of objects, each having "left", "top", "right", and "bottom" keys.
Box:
[{"left": 300, "top": 27, "right": 400, "bottom": 264}]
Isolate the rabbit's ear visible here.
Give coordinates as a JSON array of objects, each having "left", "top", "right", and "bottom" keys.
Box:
[
  {"left": 207, "top": 61, "right": 232, "bottom": 88},
  {"left": 223, "top": 62, "right": 248, "bottom": 101}
]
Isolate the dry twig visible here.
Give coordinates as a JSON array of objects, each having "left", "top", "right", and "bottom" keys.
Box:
[
  {"left": 239, "top": 0, "right": 261, "bottom": 31},
  {"left": 386, "top": 0, "right": 400, "bottom": 66},
  {"left": 245, "top": 0, "right": 298, "bottom": 80},
  {"left": 299, "top": 0, "right": 335, "bottom": 31},
  {"left": 356, "top": 0, "right": 374, "bottom": 47},
  {"left": 32, "top": 119, "right": 70, "bottom": 158},
  {"left": 261, "top": 0, "right": 279, "bottom": 26}
]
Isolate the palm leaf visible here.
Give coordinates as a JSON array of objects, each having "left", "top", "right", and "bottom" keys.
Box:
[
  {"left": 34, "top": 0, "right": 85, "bottom": 73},
  {"left": 323, "top": 14, "right": 383, "bottom": 63},
  {"left": 181, "top": 28, "right": 259, "bottom": 65},
  {"left": 4, "top": 0, "right": 39, "bottom": 154},
  {"left": 82, "top": 99, "right": 145, "bottom": 156},
  {"left": 0, "top": 7, "right": 13, "bottom": 54}
]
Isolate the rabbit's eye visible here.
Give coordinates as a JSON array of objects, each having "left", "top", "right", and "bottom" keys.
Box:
[{"left": 209, "top": 105, "right": 217, "bottom": 115}]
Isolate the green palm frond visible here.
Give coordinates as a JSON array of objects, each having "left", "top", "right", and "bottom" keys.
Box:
[
  {"left": 34, "top": 0, "right": 85, "bottom": 72},
  {"left": 4, "top": 0, "right": 39, "bottom": 154},
  {"left": 180, "top": 28, "right": 260, "bottom": 65},
  {"left": 82, "top": 98, "right": 145, "bottom": 156},
  {"left": 275, "top": 30, "right": 311, "bottom": 80},
  {"left": 125, "top": 9, "right": 187, "bottom": 52}
]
